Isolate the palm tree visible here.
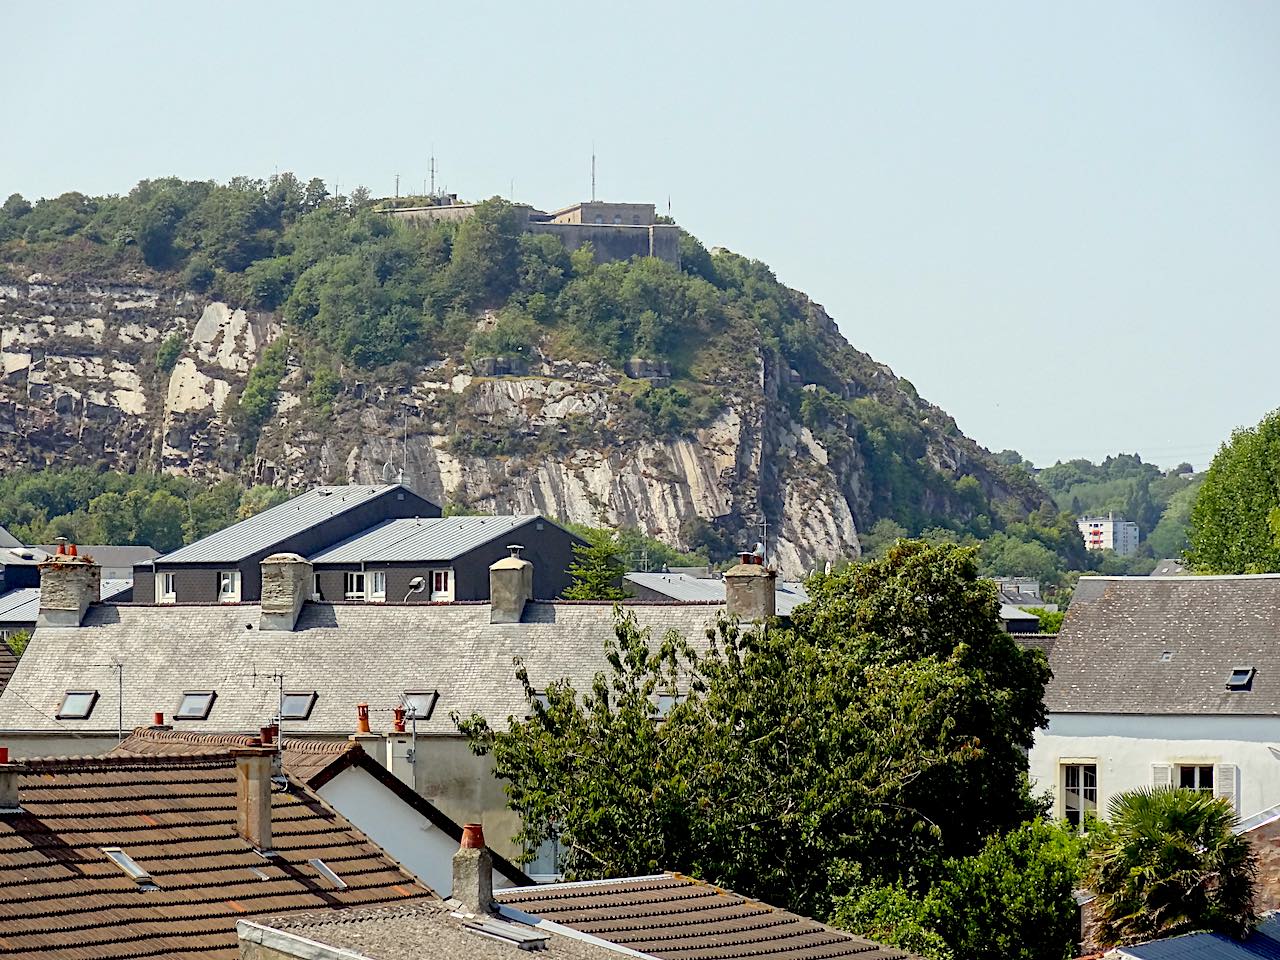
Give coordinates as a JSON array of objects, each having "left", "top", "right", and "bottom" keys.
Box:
[{"left": 1089, "top": 787, "right": 1257, "bottom": 946}]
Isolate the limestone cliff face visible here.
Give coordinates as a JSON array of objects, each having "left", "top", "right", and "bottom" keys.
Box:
[{"left": 0, "top": 275, "right": 1037, "bottom": 578}]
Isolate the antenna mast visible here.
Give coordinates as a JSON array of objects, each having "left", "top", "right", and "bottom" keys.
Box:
[
  {"left": 591, "top": 144, "right": 596, "bottom": 202},
  {"left": 394, "top": 174, "right": 400, "bottom": 199},
  {"left": 429, "top": 150, "right": 436, "bottom": 195}
]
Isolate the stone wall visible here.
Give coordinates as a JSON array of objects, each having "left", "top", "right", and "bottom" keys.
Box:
[
  {"left": 526, "top": 221, "right": 680, "bottom": 267},
  {"left": 1249, "top": 819, "right": 1280, "bottom": 911}
]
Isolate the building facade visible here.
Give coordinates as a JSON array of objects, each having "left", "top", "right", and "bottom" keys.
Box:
[{"left": 1077, "top": 513, "right": 1140, "bottom": 556}]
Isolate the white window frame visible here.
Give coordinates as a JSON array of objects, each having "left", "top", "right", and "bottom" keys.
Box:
[
  {"left": 217, "top": 570, "right": 240, "bottom": 603},
  {"left": 429, "top": 568, "right": 454, "bottom": 602},
  {"left": 156, "top": 572, "right": 176, "bottom": 604},
  {"left": 344, "top": 571, "right": 366, "bottom": 601},
  {"left": 526, "top": 832, "right": 564, "bottom": 882},
  {"left": 1061, "top": 762, "right": 1097, "bottom": 830},
  {"left": 312, "top": 573, "right": 322, "bottom": 602},
  {"left": 1177, "top": 763, "right": 1215, "bottom": 795},
  {"left": 368, "top": 570, "right": 386, "bottom": 602}
]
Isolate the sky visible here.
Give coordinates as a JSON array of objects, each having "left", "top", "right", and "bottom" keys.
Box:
[{"left": 3, "top": 1, "right": 1277, "bottom": 470}]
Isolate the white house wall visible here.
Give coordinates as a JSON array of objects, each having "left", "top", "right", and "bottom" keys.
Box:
[
  {"left": 1030, "top": 712, "right": 1280, "bottom": 820},
  {"left": 315, "top": 766, "right": 519, "bottom": 896}
]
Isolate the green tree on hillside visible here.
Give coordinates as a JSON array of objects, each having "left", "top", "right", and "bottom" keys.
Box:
[
  {"left": 1089, "top": 788, "right": 1257, "bottom": 945},
  {"left": 1187, "top": 409, "right": 1280, "bottom": 573}
]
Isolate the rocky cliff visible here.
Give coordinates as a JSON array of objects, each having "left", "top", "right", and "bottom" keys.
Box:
[{"left": 0, "top": 269, "right": 1044, "bottom": 577}]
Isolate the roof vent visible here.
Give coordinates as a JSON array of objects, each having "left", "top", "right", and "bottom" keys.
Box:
[
  {"left": 1227, "top": 667, "right": 1256, "bottom": 691},
  {"left": 308, "top": 858, "right": 348, "bottom": 890},
  {"left": 460, "top": 916, "right": 550, "bottom": 951}
]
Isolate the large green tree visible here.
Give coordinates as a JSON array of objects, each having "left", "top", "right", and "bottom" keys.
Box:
[
  {"left": 456, "top": 541, "right": 1050, "bottom": 919},
  {"left": 561, "top": 531, "right": 629, "bottom": 600},
  {"left": 1187, "top": 409, "right": 1280, "bottom": 573},
  {"left": 1089, "top": 787, "right": 1257, "bottom": 945}
]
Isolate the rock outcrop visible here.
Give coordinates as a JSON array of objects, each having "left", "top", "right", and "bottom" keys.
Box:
[{"left": 0, "top": 275, "right": 1040, "bottom": 578}]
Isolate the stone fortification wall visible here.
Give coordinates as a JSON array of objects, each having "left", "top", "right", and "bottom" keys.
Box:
[{"left": 526, "top": 222, "right": 680, "bottom": 267}]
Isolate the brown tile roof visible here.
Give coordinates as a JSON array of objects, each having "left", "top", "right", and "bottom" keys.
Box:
[
  {"left": 496, "top": 873, "right": 915, "bottom": 960},
  {"left": 109, "top": 727, "right": 358, "bottom": 785},
  {"left": 0, "top": 753, "right": 433, "bottom": 959}
]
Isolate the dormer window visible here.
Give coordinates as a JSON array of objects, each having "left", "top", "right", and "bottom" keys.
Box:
[
  {"left": 1227, "top": 667, "right": 1256, "bottom": 691},
  {"left": 57, "top": 690, "right": 99, "bottom": 720},
  {"left": 218, "top": 571, "right": 241, "bottom": 603},
  {"left": 156, "top": 572, "right": 176, "bottom": 604},
  {"left": 344, "top": 572, "right": 366, "bottom": 600},
  {"left": 175, "top": 690, "right": 217, "bottom": 720}
]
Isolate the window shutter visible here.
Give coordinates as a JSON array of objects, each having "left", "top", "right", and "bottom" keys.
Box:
[
  {"left": 1152, "top": 763, "right": 1173, "bottom": 788},
  {"left": 1215, "top": 764, "right": 1239, "bottom": 812}
]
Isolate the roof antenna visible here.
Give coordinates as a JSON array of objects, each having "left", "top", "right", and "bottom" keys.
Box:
[{"left": 399, "top": 406, "right": 408, "bottom": 484}]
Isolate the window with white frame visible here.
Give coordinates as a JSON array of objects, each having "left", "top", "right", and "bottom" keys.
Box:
[
  {"left": 526, "top": 831, "right": 564, "bottom": 881},
  {"left": 1178, "top": 764, "right": 1214, "bottom": 794},
  {"left": 344, "top": 571, "right": 366, "bottom": 600},
  {"left": 1062, "top": 763, "right": 1097, "bottom": 829},
  {"left": 312, "top": 573, "right": 322, "bottom": 601},
  {"left": 217, "top": 571, "right": 240, "bottom": 603},
  {"left": 429, "top": 569, "right": 453, "bottom": 601},
  {"left": 368, "top": 571, "right": 386, "bottom": 602},
  {"left": 157, "top": 572, "right": 176, "bottom": 603}
]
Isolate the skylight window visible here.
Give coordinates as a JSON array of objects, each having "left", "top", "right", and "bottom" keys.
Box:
[
  {"left": 308, "top": 858, "right": 348, "bottom": 890},
  {"left": 175, "top": 690, "right": 217, "bottom": 720},
  {"left": 280, "top": 691, "right": 318, "bottom": 721},
  {"left": 401, "top": 690, "right": 439, "bottom": 721},
  {"left": 57, "top": 690, "right": 99, "bottom": 720},
  {"left": 102, "top": 847, "right": 155, "bottom": 888},
  {"left": 1227, "top": 667, "right": 1256, "bottom": 691}
]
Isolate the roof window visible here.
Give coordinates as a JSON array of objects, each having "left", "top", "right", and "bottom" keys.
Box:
[
  {"left": 102, "top": 847, "right": 156, "bottom": 889},
  {"left": 308, "top": 858, "right": 348, "bottom": 889},
  {"left": 175, "top": 690, "right": 217, "bottom": 720},
  {"left": 280, "top": 691, "right": 318, "bottom": 721},
  {"left": 1227, "top": 667, "right": 1256, "bottom": 691},
  {"left": 57, "top": 690, "right": 99, "bottom": 720},
  {"left": 401, "top": 690, "right": 439, "bottom": 722}
]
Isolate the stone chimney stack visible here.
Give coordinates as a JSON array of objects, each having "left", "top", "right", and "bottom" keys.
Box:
[
  {"left": 724, "top": 551, "right": 777, "bottom": 622},
  {"left": 452, "top": 823, "right": 493, "bottom": 913},
  {"left": 259, "top": 553, "right": 312, "bottom": 631},
  {"left": 232, "top": 741, "right": 276, "bottom": 852},
  {"left": 489, "top": 545, "right": 533, "bottom": 625},
  {"left": 37, "top": 544, "right": 101, "bottom": 627},
  {"left": 0, "top": 747, "right": 23, "bottom": 814}
]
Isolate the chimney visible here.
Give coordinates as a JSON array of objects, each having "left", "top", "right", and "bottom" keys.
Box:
[
  {"left": 36, "top": 549, "right": 101, "bottom": 627},
  {"left": 490, "top": 545, "right": 533, "bottom": 624},
  {"left": 725, "top": 555, "right": 777, "bottom": 622},
  {"left": 151, "top": 712, "right": 171, "bottom": 731},
  {"left": 452, "top": 823, "right": 493, "bottom": 913},
  {"left": 0, "top": 748, "right": 23, "bottom": 814},
  {"left": 232, "top": 741, "right": 275, "bottom": 852},
  {"left": 260, "top": 553, "right": 313, "bottom": 631}
]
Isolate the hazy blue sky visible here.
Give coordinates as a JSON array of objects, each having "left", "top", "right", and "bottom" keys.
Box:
[{"left": 4, "top": 1, "right": 1277, "bottom": 469}]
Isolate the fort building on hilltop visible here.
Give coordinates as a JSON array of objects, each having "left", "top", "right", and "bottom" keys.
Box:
[{"left": 382, "top": 196, "right": 681, "bottom": 267}]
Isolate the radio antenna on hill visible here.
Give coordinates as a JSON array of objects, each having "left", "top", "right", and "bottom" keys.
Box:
[
  {"left": 394, "top": 174, "right": 400, "bottom": 199},
  {"left": 590, "top": 144, "right": 596, "bottom": 202},
  {"left": 429, "top": 150, "right": 437, "bottom": 195}
]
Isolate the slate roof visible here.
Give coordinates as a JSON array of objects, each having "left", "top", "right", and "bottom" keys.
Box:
[
  {"left": 1110, "top": 913, "right": 1280, "bottom": 959},
  {"left": 495, "top": 873, "right": 915, "bottom": 960},
  {"left": 1150, "top": 558, "right": 1189, "bottom": 577},
  {"left": 0, "top": 525, "right": 21, "bottom": 549},
  {"left": 36, "top": 544, "right": 158, "bottom": 568},
  {"left": 0, "top": 644, "right": 15, "bottom": 698},
  {"left": 624, "top": 572, "right": 811, "bottom": 616},
  {"left": 243, "top": 902, "right": 630, "bottom": 960},
  {"left": 0, "top": 753, "right": 432, "bottom": 959},
  {"left": 1046, "top": 575, "right": 1280, "bottom": 715},
  {"left": 0, "top": 579, "right": 132, "bottom": 626},
  {"left": 311, "top": 515, "right": 562, "bottom": 564},
  {"left": 0, "top": 601, "right": 723, "bottom": 736},
  {"left": 157, "top": 485, "right": 416, "bottom": 564}
]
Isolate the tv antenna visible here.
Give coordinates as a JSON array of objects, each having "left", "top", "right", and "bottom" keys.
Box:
[
  {"left": 91, "top": 660, "right": 125, "bottom": 742},
  {"left": 249, "top": 666, "right": 287, "bottom": 730}
]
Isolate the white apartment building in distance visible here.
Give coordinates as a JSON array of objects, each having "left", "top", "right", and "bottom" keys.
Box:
[{"left": 1078, "top": 513, "right": 1140, "bottom": 556}]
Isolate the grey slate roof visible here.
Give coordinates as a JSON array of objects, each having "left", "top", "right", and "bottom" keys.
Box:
[
  {"left": 1111, "top": 913, "right": 1280, "bottom": 959},
  {"left": 157, "top": 485, "right": 410, "bottom": 563},
  {"left": 242, "top": 902, "right": 632, "bottom": 960},
  {"left": 0, "top": 600, "right": 724, "bottom": 736},
  {"left": 0, "top": 525, "right": 20, "bottom": 549},
  {"left": 311, "top": 515, "right": 555, "bottom": 564},
  {"left": 0, "top": 579, "right": 131, "bottom": 625},
  {"left": 1151, "top": 558, "right": 1189, "bottom": 577},
  {"left": 1046, "top": 574, "right": 1280, "bottom": 715},
  {"left": 624, "top": 572, "right": 811, "bottom": 616}
]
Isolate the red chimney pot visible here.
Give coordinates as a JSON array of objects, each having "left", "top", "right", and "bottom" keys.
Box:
[
  {"left": 356, "top": 703, "right": 371, "bottom": 734},
  {"left": 152, "top": 712, "right": 164, "bottom": 727},
  {"left": 461, "top": 823, "right": 485, "bottom": 849},
  {"left": 260, "top": 725, "right": 275, "bottom": 746},
  {"left": 68, "top": 543, "right": 78, "bottom": 558},
  {"left": 0, "top": 747, "right": 8, "bottom": 764},
  {"left": 393, "top": 706, "right": 406, "bottom": 733}
]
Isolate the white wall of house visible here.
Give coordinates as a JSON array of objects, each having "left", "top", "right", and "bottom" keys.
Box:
[
  {"left": 1030, "top": 712, "right": 1280, "bottom": 822},
  {"left": 316, "top": 766, "right": 518, "bottom": 897}
]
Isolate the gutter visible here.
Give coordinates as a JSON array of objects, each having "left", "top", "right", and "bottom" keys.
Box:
[{"left": 495, "top": 903, "right": 657, "bottom": 958}]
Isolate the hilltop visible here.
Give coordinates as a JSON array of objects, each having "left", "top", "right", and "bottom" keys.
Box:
[{"left": 0, "top": 176, "right": 1050, "bottom": 576}]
